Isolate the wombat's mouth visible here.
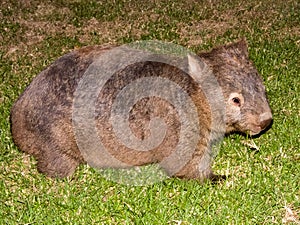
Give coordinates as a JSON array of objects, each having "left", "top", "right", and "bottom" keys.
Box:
[
  {"left": 248, "top": 129, "right": 263, "bottom": 136},
  {"left": 247, "top": 121, "right": 273, "bottom": 136},
  {"left": 244, "top": 113, "right": 273, "bottom": 136}
]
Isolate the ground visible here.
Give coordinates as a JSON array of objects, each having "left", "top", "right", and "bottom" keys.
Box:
[{"left": 0, "top": 0, "right": 299, "bottom": 224}]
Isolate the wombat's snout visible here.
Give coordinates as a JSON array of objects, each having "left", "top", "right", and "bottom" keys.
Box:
[{"left": 259, "top": 112, "right": 273, "bottom": 131}]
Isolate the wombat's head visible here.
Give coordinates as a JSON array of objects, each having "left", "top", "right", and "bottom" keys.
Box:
[{"left": 200, "top": 39, "right": 272, "bottom": 136}]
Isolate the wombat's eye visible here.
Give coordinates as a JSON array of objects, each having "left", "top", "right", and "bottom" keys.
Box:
[{"left": 232, "top": 97, "right": 241, "bottom": 106}]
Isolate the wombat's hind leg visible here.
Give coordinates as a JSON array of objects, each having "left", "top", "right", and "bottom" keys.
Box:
[{"left": 37, "top": 151, "right": 79, "bottom": 178}]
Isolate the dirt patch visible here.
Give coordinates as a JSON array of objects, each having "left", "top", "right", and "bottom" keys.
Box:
[
  {"left": 2, "top": 0, "right": 299, "bottom": 62},
  {"left": 179, "top": 19, "right": 238, "bottom": 47}
]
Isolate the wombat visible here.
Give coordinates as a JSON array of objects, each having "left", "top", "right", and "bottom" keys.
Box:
[{"left": 10, "top": 39, "right": 272, "bottom": 180}]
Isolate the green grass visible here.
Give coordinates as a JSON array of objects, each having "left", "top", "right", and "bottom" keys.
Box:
[{"left": 0, "top": 0, "right": 299, "bottom": 224}]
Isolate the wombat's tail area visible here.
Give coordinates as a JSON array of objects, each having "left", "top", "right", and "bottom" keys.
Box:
[
  {"left": 10, "top": 101, "right": 33, "bottom": 155},
  {"left": 10, "top": 99, "right": 81, "bottom": 178}
]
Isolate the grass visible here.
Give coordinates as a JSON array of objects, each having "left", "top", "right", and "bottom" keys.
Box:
[{"left": 0, "top": 0, "right": 299, "bottom": 224}]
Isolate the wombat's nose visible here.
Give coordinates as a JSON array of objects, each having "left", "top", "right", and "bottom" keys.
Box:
[
  {"left": 259, "top": 112, "right": 272, "bottom": 130},
  {"left": 260, "top": 118, "right": 272, "bottom": 130}
]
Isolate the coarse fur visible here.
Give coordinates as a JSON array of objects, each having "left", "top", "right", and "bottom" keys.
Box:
[{"left": 10, "top": 39, "right": 272, "bottom": 180}]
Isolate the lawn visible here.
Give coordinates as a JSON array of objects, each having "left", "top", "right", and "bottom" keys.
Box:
[{"left": 0, "top": 0, "right": 299, "bottom": 224}]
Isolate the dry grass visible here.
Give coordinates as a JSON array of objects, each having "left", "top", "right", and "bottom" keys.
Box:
[{"left": 1, "top": 0, "right": 299, "bottom": 56}]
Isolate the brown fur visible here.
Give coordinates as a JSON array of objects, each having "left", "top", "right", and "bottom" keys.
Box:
[{"left": 10, "top": 39, "right": 272, "bottom": 180}]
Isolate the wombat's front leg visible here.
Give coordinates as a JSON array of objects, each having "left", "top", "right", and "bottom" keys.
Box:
[
  {"left": 36, "top": 149, "right": 79, "bottom": 178},
  {"left": 174, "top": 156, "right": 212, "bottom": 181},
  {"left": 174, "top": 153, "right": 225, "bottom": 182}
]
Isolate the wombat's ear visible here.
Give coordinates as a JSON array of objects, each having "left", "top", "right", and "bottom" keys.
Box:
[
  {"left": 188, "top": 54, "right": 201, "bottom": 75},
  {"left": 227, "top": 38, "right": 249, "bottom": 58},
  {"left": 236, "top": 37, "right": 249, "bottom": 58},
  {"left": 236, "top": 38, "right": 249, "bottom": 58},
  {"left": 188, "top": 54, "right": 207, "bottom": 80}
]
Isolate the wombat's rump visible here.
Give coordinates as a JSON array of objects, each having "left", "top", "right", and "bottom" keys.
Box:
[{"left": 11, "top": 40, "right": 272, "bottom": 180}]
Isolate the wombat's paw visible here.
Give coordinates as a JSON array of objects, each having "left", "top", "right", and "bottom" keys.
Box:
[
  {"left": 174, "top": 160, "right": 215, "bottom": 182},
  {"left": 207, "top": 173, "right": 227, "bottom": 183},
  {"left": 37, "top": 154, "right": 79, "bottom": 178}
]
